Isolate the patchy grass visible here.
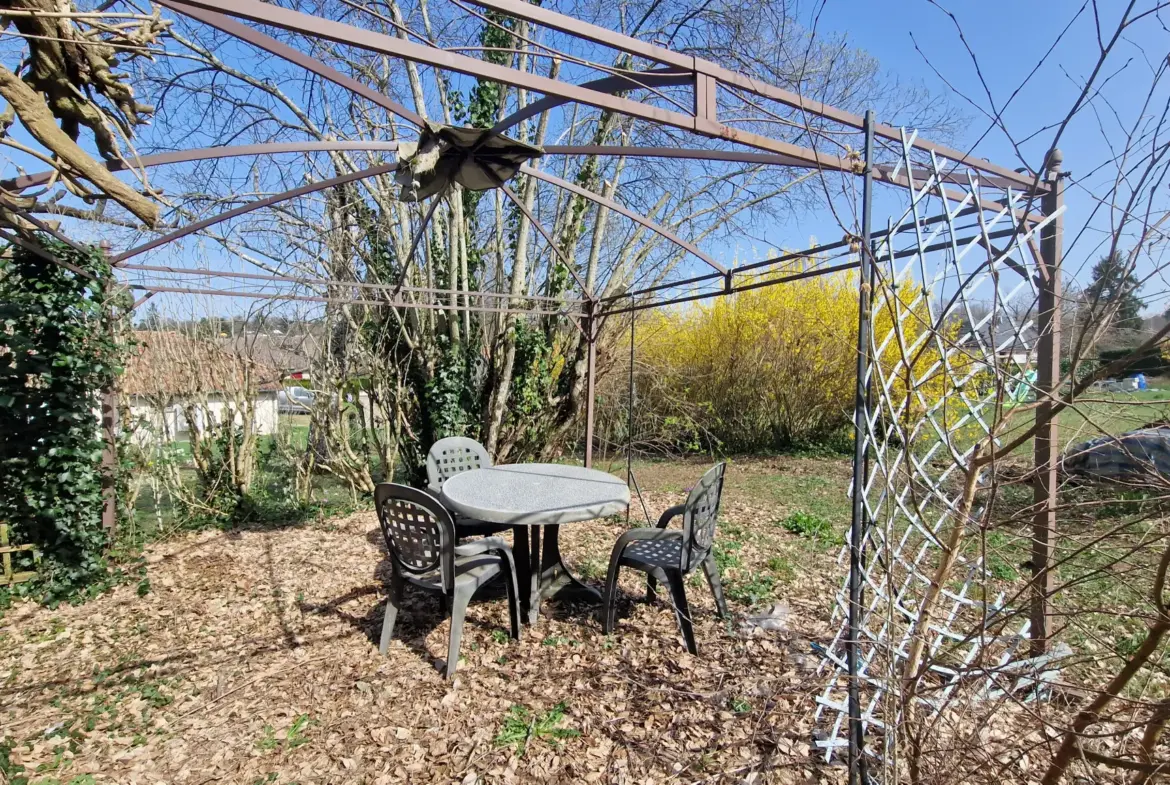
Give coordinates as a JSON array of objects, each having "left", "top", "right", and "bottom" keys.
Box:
[
  {"left": 493, "top": 703, "right": 581, "bottom": 757},
  {"left": 780, "top": 510, "right": 838, "bottom": 544}
]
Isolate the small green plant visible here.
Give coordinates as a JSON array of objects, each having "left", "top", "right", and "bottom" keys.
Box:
[
  {"left": 726, "top": 572, "right": 776, "bottom": 606},
  {"left": 713, "top": 542, "right": 743, "bottom": 572},
  {"left": 136, "top": 578, "right": 151, "bottom": 597},
  {"left": 257, "top": 724, "right": 279, "bottom": 751},
  {"left": 986, "top": 557, "right": 1018, "bottom": 581},
  {"left": 541, "top": 636, "right": 574, "bottom": 647},
  {"left": 781, "top": 511, "right": 836, "bottom": 542},
  {"left": 766, "top": 555, "right": 796, "bottom": 582},
  {"left": 1116, "top": 628, "right": 1147, "bottom": 658},
  {"left": 576, "top": 559, "right": 605, "bottom": 580},
  {"left": 135, "top": 682, "right": 171, "bottom": 710},
  {"left": 0, "top": 740, "right": 26, "bottom": 783},
  {"left": 286, "top": 714, "right": 312, "bottom": 748},
  {"left": 258, "top": 714, "right": 312, "bottom": 751},
  {"left": 729, "top": 697, "right": 752, "bottom": 714},
  {"left": 493, "top": 703, "right": 581, "bottom": 757},
  {"left": 491, "top": 629, "right": 509, "bottom": 645}
]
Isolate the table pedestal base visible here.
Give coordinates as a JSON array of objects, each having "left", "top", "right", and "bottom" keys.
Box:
[{"left": 513, "top": 524, "right": 603, "bottom": 624}]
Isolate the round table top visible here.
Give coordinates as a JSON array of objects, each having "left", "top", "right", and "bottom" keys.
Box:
[{"left": 439, "top": 463, "right": 631, "bottom": 526}]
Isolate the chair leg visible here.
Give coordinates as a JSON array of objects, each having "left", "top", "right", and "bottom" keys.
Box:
[
  {"left": 666, "top": 570, "right": 697, "bottom": 655},
  {"left": 601, "top": 554, "right": 623, "bottom": 634},
  {"left": 646, "top": 574, "right": 658, "bottom": 604},
  {"left": 503, "top": 562, "right": 522, "bottom": 640},
  {"left": 438, "top": 594, "right": 449, "bottom": 618},
  {"left": 446, "top": 587, "right": 472, "bottom": 679},
  {"left": 701, "top": 554, "right": 729, "bottom": 619},
  {"left": 379, "top": 569, "right": 404, "bottom": 655}
]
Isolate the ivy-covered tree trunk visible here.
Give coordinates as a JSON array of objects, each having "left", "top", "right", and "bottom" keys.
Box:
[{"left": 0, "top": 237, "right": 127, "bottom": 600}]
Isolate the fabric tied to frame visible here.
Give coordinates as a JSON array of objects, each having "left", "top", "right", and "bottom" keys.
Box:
[{"left": 394, "top": 121, "right": 543, "bottom": 201}]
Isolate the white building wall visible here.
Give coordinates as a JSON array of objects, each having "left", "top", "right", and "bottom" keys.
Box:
[{"left": 129, "top": 392, "right": 279, "bottom": 444}]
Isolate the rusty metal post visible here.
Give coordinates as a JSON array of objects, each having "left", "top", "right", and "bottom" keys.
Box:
[
  {"left": 584, "top": 301, "right": 597, "bottom": 469},
  {"left": 846, "top": 109, "right": 875, "bottom": 785},
  {"left": 1031, "top": 149, "right": 1063, "bottom": 655},
  {"left": 99, "top": 241, "right": 119, "bottom": 537}
]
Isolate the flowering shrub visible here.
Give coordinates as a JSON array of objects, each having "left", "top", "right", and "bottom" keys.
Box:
[{"left": 625, "top": 269, "right": 956, "bottom": 452}]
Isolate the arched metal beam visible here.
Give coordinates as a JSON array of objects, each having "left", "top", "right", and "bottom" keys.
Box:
[
  {"left": 12, "top": 139, "right": 1038, "bottom": 270},
  {"left": 159, "top": 0, "right": 856, "bottom": 175},
  {"left": 6, "top": 138, "right": 1029, "bottom": 196},
  {"left": 519, "top": 165, "right": 726, "bottom": 275},
  {"left": 111, "top": 162, "right": 396, "bottom": 263}
]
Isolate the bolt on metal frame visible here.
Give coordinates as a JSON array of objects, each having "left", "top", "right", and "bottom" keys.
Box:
[{"left": 0, "top": 2, "right": 1063, "bottom": 781}]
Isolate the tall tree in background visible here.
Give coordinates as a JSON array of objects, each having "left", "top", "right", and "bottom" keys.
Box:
[{"left": 1086, "top": 249, "right": 1145, "bottom": 330}]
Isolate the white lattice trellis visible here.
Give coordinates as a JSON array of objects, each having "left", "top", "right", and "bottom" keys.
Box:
[{"left": 815, "top": 130, "right": 1067, "bottom": 772}]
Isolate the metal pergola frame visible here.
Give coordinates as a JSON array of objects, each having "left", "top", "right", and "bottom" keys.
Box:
[{"left": 0, "top": 2, "right": 1062, "bottom": 782}]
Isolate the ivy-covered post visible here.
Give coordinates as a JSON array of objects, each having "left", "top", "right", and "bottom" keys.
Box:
[
  {"left": 1, "top": 235, "right": 124, "bottom": 599},
  {"left": 98, "top": 241, "right": 118, "bottom": 536}
]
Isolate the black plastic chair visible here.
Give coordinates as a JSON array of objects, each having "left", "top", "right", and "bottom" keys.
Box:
[
  {"left": 601, "top": 463, "right": 729, "bottom": 654},
  {"left": 374, "top": 483, "right": 520, "bottom": 678},
  {"left": 425, "top": 436, "right": 508, "bottom": 537}
]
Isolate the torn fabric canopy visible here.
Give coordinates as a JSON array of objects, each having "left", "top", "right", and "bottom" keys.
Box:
[{"left": 394, "top": 122, "right": 544, "bottom": 202}]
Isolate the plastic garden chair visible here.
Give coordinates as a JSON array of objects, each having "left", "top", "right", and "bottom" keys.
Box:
[
  {"left": 374, "top": 483, "right": 521, "bottom": 678},
  {"left": 601, "top": 463, "right": 729, "bottom": 654},
  {"left": 426, "top": 437, "right": 508, "bottom": 537}
]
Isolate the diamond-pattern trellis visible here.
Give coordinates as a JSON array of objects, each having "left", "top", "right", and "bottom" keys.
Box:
[{"left": 814, "top": 130, "right": 1066, "bottom": 772}]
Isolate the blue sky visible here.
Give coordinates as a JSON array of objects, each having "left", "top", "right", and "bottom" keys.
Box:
[
  {"left": 789, "top": 0, "right": 1169, "bottom": 311},
  {"left": 7, "top": 1, "right": 1166, "bottom": 319}
]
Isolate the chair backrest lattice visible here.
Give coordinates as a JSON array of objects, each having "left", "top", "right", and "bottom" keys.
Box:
[
  {"left": 681, "top": 463, "right": 725, "bottom": 571},
  {"left": 426, "top": 436, "right": 492, "bottom": 489},
  {"left": 374, "top": 483, "right": 455, "bottom": 590}
]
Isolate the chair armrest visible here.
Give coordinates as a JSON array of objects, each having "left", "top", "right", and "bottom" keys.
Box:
[
  {"left": 455, "top": 536, "right": 517, "bottom": 584},
  {"left": 656, "top": 504, "right": 686, "bottom": 530},
  {"left": 455, "top": 536, "right": 512, "bottom": 558},
  {"left": 427, "top": 482, "right": 442, "bottom": 495}
]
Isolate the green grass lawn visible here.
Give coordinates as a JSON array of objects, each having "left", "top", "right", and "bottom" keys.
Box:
[{"left": 944, "top": 387, "right": 1170, "bottom": 459}]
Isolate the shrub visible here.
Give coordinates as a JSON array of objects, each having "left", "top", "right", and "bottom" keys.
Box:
[
  {"left": 620, "top": 268, "right": 957, "bottom": 454},
  {"left": 781, "top": 511, "right": 835, "bottom": 541}
]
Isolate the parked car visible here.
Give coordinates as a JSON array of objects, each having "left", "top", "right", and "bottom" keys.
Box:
[{"left": 277, "top": 386, "right": 316, "bottom": 413}]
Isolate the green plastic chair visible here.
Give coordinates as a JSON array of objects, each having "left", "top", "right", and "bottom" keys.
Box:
[
  {"left": 426, "top": 437, "right": 508, "bottom": 537},
  {"left": 601, "top": 463, "right": 729, "bottom": 654},
  {"left": 374, "top": 483, "right": 520, "bottom": 678}
]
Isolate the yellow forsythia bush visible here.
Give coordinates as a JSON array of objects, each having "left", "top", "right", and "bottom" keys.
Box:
[{"left": 629, "top": 270, "right": 954, "bottom": 452}]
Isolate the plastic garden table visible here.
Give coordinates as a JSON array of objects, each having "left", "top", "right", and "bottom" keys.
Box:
[{"left": 440, "top": 463, "right": 630, "bottom": 623}]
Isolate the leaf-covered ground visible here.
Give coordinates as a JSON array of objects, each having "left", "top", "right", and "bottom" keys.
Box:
[{"left": 1, "top": 456, "right": 855, "bottom": 785}]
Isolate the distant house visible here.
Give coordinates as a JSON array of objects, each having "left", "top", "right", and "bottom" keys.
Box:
[
  {"left": 956, "top": 314, "right": 1038, "bottom": 367},
  {"left": 122, "top": 331, "right": 282, "bottom": 442},
  {"left": 216, "top": 330, "right": 323, "bottom": 382}
]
